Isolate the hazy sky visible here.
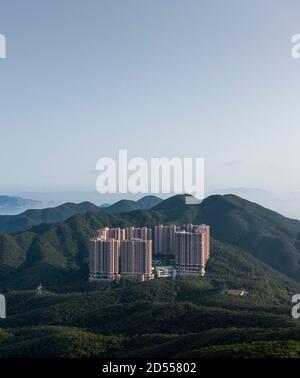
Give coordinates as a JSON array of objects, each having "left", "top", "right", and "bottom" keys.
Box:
[{"left": 1, "top": 0, "right": 300, "bottom": 196}]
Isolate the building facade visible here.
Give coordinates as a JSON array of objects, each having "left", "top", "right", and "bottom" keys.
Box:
[
  {"left": 89, "top": 224, "right": 210, "bottom": 280},
  {"left": 90, "top": 227, "right": 153, "bottom": 281},
  {"left": 175, "top": 225, "right": 210, "bottom": 276},
  {"left": 89, "top": 238, "right": 120, "bottom": 280},
  {"left": 98, "top": 226, "right": 152, "bottom": 241},
  {"left": 120, "top": 238, "right": 152, "bottom": 280},
  {"left": 153, "top": 224, "right": 179, "bottom": 255}
]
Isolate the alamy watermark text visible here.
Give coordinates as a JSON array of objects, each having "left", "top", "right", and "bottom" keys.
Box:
[
  {"left": 292, "top": 34, "right": 300, "bottom": 59},
  {"left": 0, "top": 34, "right": 6, "bottom": 59},
  {"left": 0, "top": 294, "right": 5, "bottom": 318},
  {"left": 96, "top": 150, "right": 204, "bottom": 204}
]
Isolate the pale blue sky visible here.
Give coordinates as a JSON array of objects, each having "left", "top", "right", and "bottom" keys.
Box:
[{"left": 1, "top": 0, "right": 300, "bottom": 195}]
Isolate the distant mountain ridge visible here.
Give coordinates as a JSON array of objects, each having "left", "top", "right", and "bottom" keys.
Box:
[
  {"left": 0, "top": 195, "right": 163, "bottom": 234},
  {"left": 103, "top": 195, "right": 163, "bottom": 214},
  {"left": 0, "top": 202, "right": 100, "bottom": 234}
]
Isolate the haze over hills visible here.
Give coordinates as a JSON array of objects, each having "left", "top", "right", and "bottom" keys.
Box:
[
  {"left": 0, "top": 195, "right": 163, "bottom": 234},
  {"left": 8, "top": 188, "right": 300, "bottom": 219},
  {"left": 0, "top": 202, "right": 100, "bottom": 234},
  {"left": 8, "top": 191, "right": 167, "bottom": 214},
  {"left": 0, "top": 195, "right": 41, "bottom": 215}
]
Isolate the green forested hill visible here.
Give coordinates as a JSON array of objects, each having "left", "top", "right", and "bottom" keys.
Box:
[
  {"left": 1, "top": 194, "right": 300, "bottom": 288},
  {"left": 0, "top": 274, "right": 299, "bottom": 358},
  {"left": 0, "top": 194, "right": 300, "bottom": 358},
  {"left": 0, "top": 195, "right": 163, "bottom": 234},
  {"left": 197, "top": 195, "right": 300, "bottom": 280},
  {"left": 103, "top": 195, "right": 162, "bottom": 214},
  {"left": 0, "top": 201, "right": 100, "bottom": 234}
]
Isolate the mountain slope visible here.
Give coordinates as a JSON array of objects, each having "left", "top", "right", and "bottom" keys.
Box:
[
  {"left": 136, "top": 195, "right": 163, "bottom": 209},
  {"left": 154, "top": 194, "right": 300, "bottom": 281},
  {"left": 0, "top": 202, "right": 100, "bottom": 234},
  {"left": 0, "top": 271, "right": 299, "bottom": 358},
  {"left": 104, "top": 195, "right": 162, "bottom": 214},
  {"left": 197, "top": 195, "right": 300, "bottom": 281},
  {"left": 104, "top": 199, "right": 143, "bottom": 214},
  {"left": 0, "top": 196, "right": 163, "bottom": 234}
]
